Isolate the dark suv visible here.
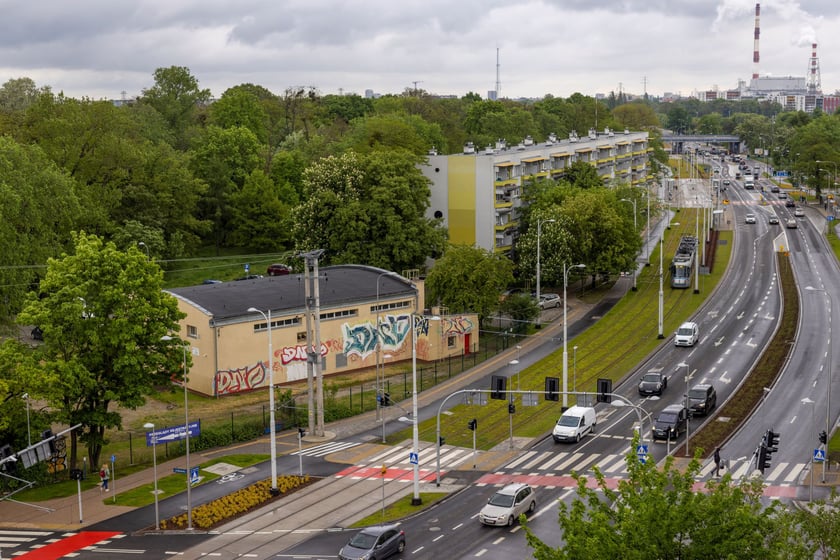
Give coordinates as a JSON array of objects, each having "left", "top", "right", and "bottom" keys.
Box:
[
  {"left": 688, "top": 384, "right": 717, "bottom": 416},
  {"left": 652, "top": 404, "right": 688, "bottom": 441}
]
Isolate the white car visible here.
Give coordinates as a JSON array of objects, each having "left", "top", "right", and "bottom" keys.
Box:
[
  {"left": 794, "top": 207, "right": 805, "bottom": 217},
  {"left": 745, "top": 214, "right": 756, "bottom": 224},
  {"left": 479, "top": 483, "right": 537, "bottom": 526},
  {"left": 674, "top": 321, "right": 699, "bottom": 347},
  {"left": 538, "top": 293, "right": 561, "bottom": 309}
]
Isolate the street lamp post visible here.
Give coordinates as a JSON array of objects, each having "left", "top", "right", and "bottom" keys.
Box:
[
  {"left": 536, "top": 218, "right": 556, "bottom": 307},
  {"left": 816, "top": 160, "right": 837, "bottom": 198},
  {"left": 678, "top": 362, "right": 691, "bottom": 456},
  {"left": 143, "top": 422, "right": 160, "bottom": 530},
  {"left": 375, "top": 272, "right": 399, "bottom": 422},
  {"left": 410, "top": 311, "right": 439, "bottom": 506},
  {"left": 563, "top": 262, "right": 586, "bottom": 410},
  {"left": 573, "top": 345, "right": 578, "bottom": 394},
  {"left": 620, "top": 198, "right": 638, "bottom": 291},
  {"left": 247, "top": 307, "right": 279, "bottom": 495},
  {"left": 801, "top": 398, "right": 816, "bottom": 501},
  {"left": 161, "top": 335, "right": 192, "bottom": 530},
  {"left": 609, "top": 398, "right": 652, "bottom": 447},
  {"left": 137, "top": 241, "right": 150, "bottom": 259},
  {"left": 658, "top": 231, "right": 665, "bottom": 339},
  {"left": 806, "top": 286, "right": 832, "bottom": 483}
]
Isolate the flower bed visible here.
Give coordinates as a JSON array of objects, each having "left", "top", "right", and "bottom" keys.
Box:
[{"left": 160, "top": 474, "right": 312, "bottom": 530}]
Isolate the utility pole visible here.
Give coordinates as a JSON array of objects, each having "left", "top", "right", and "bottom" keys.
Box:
[
  {"left": 412, "top": 81, "right": 423, "bottom": 96},
  {"left": 300, "top": 249, "right": 326, "bottom": 437}
]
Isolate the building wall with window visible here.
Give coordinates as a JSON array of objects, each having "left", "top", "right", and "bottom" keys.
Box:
[
  {"left": 165, "top": 265, "right": 479, "bottom": 397},
  {"left": 421, "top": 130, "right": 651, "bottom": 253}
]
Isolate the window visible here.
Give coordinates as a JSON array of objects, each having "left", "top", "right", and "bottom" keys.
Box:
[
  {"left": 253, "top": 317, "right": 300, "bottom": 333},
  {"left": 187, "top": 325, "right": 198, "bottom": 339},
  {"left": 447, "top": 335, "right": 457, "bottom": 348},
  {"left": 371, "top": 301, "right": 411, "bottom": 314}
]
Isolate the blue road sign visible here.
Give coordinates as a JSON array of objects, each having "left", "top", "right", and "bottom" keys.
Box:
[
  {"left": 827, "top": 215, "right": 835, "bottom": 222},
  {"left": 636, "top": 444, "right": 648, "bottom": 456},
  {"left": 814, "top": 448, "right": 826, "bottom": 462},
  {"left": 110, "top": 454, "right": 116, "bottom": 463},
  {"left": 409, "top": 452, "right": 419, "bottom": 465},
  {"left": 173, "top": 467, "right": 187, "bottom": 474},
  {"left": 190, "top": 466, "right": 200, "bottom": 484},
  {"left": 146, "top": 421, "right": 201, "bottom": 446},
  {"left": 245, "top": 263, "right": 250, "bottom": 272}
]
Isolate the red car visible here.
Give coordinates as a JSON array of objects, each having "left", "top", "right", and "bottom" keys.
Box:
[{"left": 266, "top": 264, "right": 292, "bottom": 276}]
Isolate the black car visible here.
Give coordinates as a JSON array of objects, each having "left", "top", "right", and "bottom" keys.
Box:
[
  {"left": 638, "top": 371, "right": 668, "bottom": 396},
  {"left": 785, "top": 198, "right": 796, "bottom": 208},
  {"left": 688, "top": 384, "right": 717, "bottom": 416},
  {"left": 652, "top": 404, "right": 688, "bottom": 441},
  {"left": 338, "top": 524, "right": 405, "bottom": 560}
]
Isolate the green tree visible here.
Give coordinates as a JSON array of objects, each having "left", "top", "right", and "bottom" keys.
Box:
[
  {"left": 666, "top": 105, "right": 691, "bottom": 134},
  {"left": 0, "top": 136, "right": 80, "bottom": 319},
  {"left": 0, "top": 340, "right": 47, "bottom": 444},
  {"left": 209, "top": 87, "right": 270, "bottom": 143},
  {"left": 523, "top": 445, "right": 808, "bottom": 559},
  {"left": 292, "top": 150, "right": 447, "bottom": 270},
  {"left": 140, "top": 66, "right": 211, "bottom": 148},
  {"left": 17, "top": 233, "right": 184, "bottom": 470},
  {"left": 791, "top": 492, "right": 840, "bottom": 557},
  {"left": 563, "top": 160, "right": 604, "bottom": 189},
  {"left": 424, "top": 244, "right": 514, "bottom": 323},
  {"left": 612, "top": 102, "right": 660, "bottom": 131},
  {"left": 228, "top": 169, "right": 292, "bottom": 250}
]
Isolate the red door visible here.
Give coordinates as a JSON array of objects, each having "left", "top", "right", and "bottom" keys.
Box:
[{"left": 464, "top": 333, "right": 471, "bottom": 355}]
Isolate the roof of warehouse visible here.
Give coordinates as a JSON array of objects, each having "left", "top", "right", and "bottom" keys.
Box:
[{"left": 166, "top": 264, "right": 416, "bottom": 321}]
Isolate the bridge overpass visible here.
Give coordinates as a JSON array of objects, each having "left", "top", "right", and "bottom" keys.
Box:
[{"left": 660, "top": 134, "right": 743, "bottom": 154}]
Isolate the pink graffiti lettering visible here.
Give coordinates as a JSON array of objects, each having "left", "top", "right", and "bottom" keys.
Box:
[
  {"left": 216, "top": 363, "right": 267, "bottom": 395},
  {"left": 280, "top": 343, "right": 329, "bottom": 365}
]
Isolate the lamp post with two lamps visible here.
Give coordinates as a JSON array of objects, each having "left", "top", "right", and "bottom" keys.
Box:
[
  {"left": 801, "top": 397, "right": 816, "bottom": 500},
  {"left": 536, "top": 218, "right": 555, "bottom": 306},
  {"left": 143, "top": 422, "right": 160, "bottom": 530},
  {"left": 375, "top": 272, "right": 400, "bottom": 422},
  {"left": 563, "top": 262, "right": 586, "bottom": 410},
  {"left": 247, "top": 307, "right": 279, "bottom": 495},
  {"left": 160, "top": 335, "right": 193, "bottom": 530}
]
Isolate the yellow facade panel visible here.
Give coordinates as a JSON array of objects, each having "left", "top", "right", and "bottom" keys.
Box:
[{"left": 449, "top": 157, "right": 476, "bottom": 246}]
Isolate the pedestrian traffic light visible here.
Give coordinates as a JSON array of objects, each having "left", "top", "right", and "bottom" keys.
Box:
[
  {"left": 382, "top": 392, "right": 392, "bottom": 406},
  {"left": 508, "top": 402, "right": 516, "bottom": 414},
  {"left": 438, "top": 436, "right": 445, "bottom": 446},
  {"left": 491, "top": 375, "right": 507, "bottom": 400},
  {"left": 597, "top": 378, "right": 612, "bottom": 403},
  {"left": 819, "top": 430, "right": 828, "bottom": 445},
  {"left": 758, "top": 445, "right": 772, "bottom": 473},
  {"left": 468, "top": 418, "right": 477, "bottom": 431},
  {"left": 544, "top": 377, "right": 559, "bottom": 401},
  {"left": 766, "top": 429, "right": 780, "bottom": 452}
]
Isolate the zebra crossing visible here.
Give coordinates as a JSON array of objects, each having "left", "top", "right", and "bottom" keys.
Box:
[
  {"left": 493, "top": 449, "right": 810, "bottom": 486},
  {"left": 0, "top": 529, "right": 122, "bottom": 557},
  {"left": 291, "top": 440, "right": 362, "bottom": 457}
]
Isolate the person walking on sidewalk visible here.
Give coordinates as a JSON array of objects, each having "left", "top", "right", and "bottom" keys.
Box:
[
  {"left": 99, "top": 463, "right": 110, "bottom": 492},
  {"left": 713, "top": 447, "right": 721, "bottom": 478}
]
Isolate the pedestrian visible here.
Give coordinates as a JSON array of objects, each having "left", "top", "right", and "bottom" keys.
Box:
[
  {"left": 100, "top": 463, "right": 110, "bottom": 492},
  {"left": 713, "top": 447, "right": 721, "bottom": 477}
]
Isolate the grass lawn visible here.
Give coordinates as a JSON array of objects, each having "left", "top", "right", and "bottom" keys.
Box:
[{"left": 350, "top": 492, "right": 450, "bottom": 528}]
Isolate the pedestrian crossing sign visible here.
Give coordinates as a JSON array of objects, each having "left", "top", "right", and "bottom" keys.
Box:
[
  {"left": 814, "top": 449, "right": 826, "bottom": 462},
  {"left": 636, "top": 444, "right": 648, "bottom": 456},
  {"left": 409, "top": 452, "right": 419, "bottom": 465}
]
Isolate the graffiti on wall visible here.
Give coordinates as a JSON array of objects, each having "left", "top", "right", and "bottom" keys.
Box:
[
  {"left": 216, "top": 362, "right": 268, "bottom": 395},
  {"left": 279, "top": 342, "right": 329, "bottom": 365},
  {"left": 443, "top": 316, "right": 474, "bottom": 335},
  {"left": 341, "top": 313, "right": 433, "bottom": 359}
]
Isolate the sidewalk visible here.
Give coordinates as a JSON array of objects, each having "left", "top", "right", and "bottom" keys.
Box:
[{"left": 0, "top": 286, "right": 612, "bottom": 531}]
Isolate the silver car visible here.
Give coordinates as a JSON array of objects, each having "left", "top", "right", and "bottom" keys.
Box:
[
  {"left": 338, "top": 524, "right": 405, "bottom": 560},
  {"left": 479, "top": 483, "right": 536, "bottom": 526},
  {"left": 539, "top": 293, "right": 561, "bottom": 309}
]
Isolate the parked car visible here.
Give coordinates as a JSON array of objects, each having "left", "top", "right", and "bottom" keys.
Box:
[
  {"left": 794, "top": 207, "right": 805, "bottom": 217},
  {"left": 768, "top": 215, "right": 780, "bottom": 225},
  {"left": 479, "top": 483, "right": 537, "bottom": 526},
  {"left": 745, "top": 213, "right": 756, "bottom": 224},
  {"left": 266, "top": 263, "right": 292, "bottom": 276},
  {"left": 539, "top": 293, "right": 562, "bottom": 309},
  {"left": 652, "top": 404, "right": 689, "bottom": 441},
  {"left": 338, "top": 524, "right": 405, "bottom": 560},
  {"left": 638, "top": 370, "right": 668, "bottom": 397},
  {"left": 688, "top": 383, "right": 717, "bottom": 416}
]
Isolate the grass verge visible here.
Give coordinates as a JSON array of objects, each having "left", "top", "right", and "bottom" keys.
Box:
[{"left": 350, "top": 492, "right": 450, "bottom": 527}]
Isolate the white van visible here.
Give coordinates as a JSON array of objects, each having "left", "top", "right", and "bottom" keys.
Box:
[
  {"left": 552, "top": 405, "right": 597, "bottom": 443},
  {"left": 674, "top": 321, "right": 699, "bottom": 346}
]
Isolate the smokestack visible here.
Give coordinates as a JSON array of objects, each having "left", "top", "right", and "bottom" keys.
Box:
[
  {"left": 807, "top": 42, "right": 822, "bottom": 94},
  {"left": 752, "top": 3, "right": 760, "bottom": 79}
]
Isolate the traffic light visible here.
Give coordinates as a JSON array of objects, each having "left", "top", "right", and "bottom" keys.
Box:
[
  {"left": 438, "top": 436, "right": 445, "bottom": 446},
  {"left": 508, "top": 402, "right": 516, "bottom": 414},
  {"left": 819, "top": 430, "right": 828, "bottom": 445},
  {"left": 382, "top": 392, "right": 392, "bottom": 406},
  {"left": 468, "top": 418, "right": 477, "bottom": 431},
  {"left": 766, "top": 429, "right": 780, "bottom": 452},
  {"left": 545, "top": 377, "right": 560, "bottom": 401},
  {"left": 491, "top": 375, "right": 507, "bottom": 400},
  {"left": 298, "top": 428, "right": 306, "bottom": 438},
  {"left": 758, "top": 445, "right": 771, "bottom": 473},
  {"left": 597, "top": 378, "right": 612, "bottom": 403}
]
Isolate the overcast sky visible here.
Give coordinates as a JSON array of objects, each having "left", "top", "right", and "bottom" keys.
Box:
[{"left": 0, "top": 0, "right": 837, "bottom": 101}]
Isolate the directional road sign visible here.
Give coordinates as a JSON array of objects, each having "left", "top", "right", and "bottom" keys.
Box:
[
  {"left": 814, "top": 448, "right": 826, "bottom": 462},
  {"left": 146, "top": 421, "right": 201, "bottom": 446}
]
